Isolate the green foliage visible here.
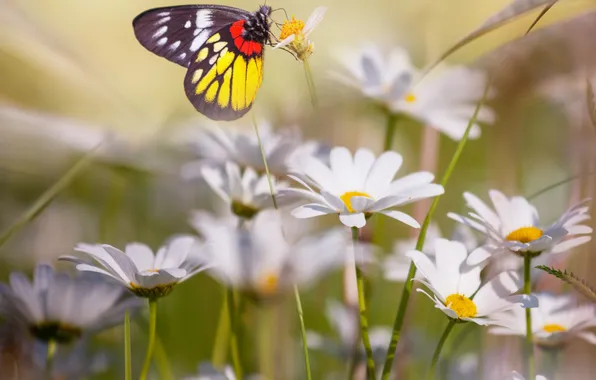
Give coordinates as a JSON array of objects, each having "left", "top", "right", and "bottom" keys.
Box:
[{"left": 536, "top": 265, "right": 596, "bottom": 303}]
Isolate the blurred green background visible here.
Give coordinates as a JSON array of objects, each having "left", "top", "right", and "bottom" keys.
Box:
[{"left": 2, "top": 0, "right": 596, "bottom": 378}]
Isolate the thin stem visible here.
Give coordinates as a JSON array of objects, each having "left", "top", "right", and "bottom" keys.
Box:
[
  {"left": 139, "top": 299, "right": 158, "bottom": 380},
  {"left": 382, "top": 113, "right": 398, "bottom": 152},
  {"left": 380, "top": 76, "right": 492, "bottom": 380},
  {"left": 427, "top": 320, "right": 456, "bottom": 380},
  {"left": 303, "top": 59, "right": 318, "bottom": 108},
  {"left": 524, "top": 255, "right": 535, "bottom": 380},
  {"left": 352, "top": 227, "right": 377, "bottom": 380},
  {"left": 251, "top": 113, "right": 278, "bottom": 209},
  {"left": 45, "top": 340, "right": 56, "bottom": 379},
  {"left": 294, "top": 285, "right": 312, "bottom": 380},
  {"left": 125, "top": 310, "right": 132, "bottom": 380},
  {"left": 228, "top": 288, "right": 243, "bottom": 380},
  {"left": 154, "top": 333, "right": 174, "bottom": 380},
  {"left": 212, "top": 288, "right": 231, "bottom": 367}
]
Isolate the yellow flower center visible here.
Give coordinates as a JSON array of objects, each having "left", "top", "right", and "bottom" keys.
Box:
[
  {"left": 258, "top": 272, "right": 279, "bottom": 295},
  {"left": 543, "top": 324, "right": 566, "bottom": 333},
  {"left": 404, "top": 92, "right": 417, "bottom": 103},
  {"left": 340, "top": 191, "right": 373, "bottom": 213},
  {"left": 446, "top": 294, "right": 477, "bottom": 318},
  {"left": 505, "top": 226, "right": 543, "bottom": 243},
  {"left": 279, "top": 17, "right": 305, "bottom": 40}
]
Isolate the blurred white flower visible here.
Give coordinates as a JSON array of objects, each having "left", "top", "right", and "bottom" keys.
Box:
[
  {"left": 274, "top": 7, "right": 327, "bottom": 61},
  {"left": 508, "top": 371, "right": 547, "bottom": 380},
  {"left": 384, "top": 224, "right": 478, "bottom": 282},
  {"left": 180, "top": 121, "right": 324, "bottom": 178},
  {"left": 279, "top": 146, "right": 444, "bottom": 228},
  {"left": 448, "top": 353, "right": 479, "bottom": 380},
  {"left": 0, "top": 264, "right": 141, "bottom": 343},
  {"left": 332, "top": 45, "right": 495, "bottom": 140},
  {"left": 194, "top": 210, "right": 348, "bottom": 299},
  {"left": 201, "top": 162, "right": 292, "bottom": 219},
  {"left": 60, "top": 236, "right": 210, "bottom": 299},
  {"left": 448, "top": 190, "right": 592, "bottom": 265},
  {"left": 306, "top": 299, "right": 390, "bottom": 365},
  {"left": 490, "top": 293, "right": 596, "bottom": 348},
  {"left": 183, "top": 362, "right": 263, "bottom": 380},
  {"left": 408, "top": 239, "right": 536, "bottom": 325}
]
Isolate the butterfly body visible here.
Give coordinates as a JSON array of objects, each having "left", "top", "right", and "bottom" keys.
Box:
[{"left": 133, "top": 4, "right": 272, "bottom": 120}]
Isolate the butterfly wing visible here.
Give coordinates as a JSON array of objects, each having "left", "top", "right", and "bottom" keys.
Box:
[
  {"left": 183, "top": 23, "right": 265, "bottom": 121},
  {"left": 133, "top": 5, "right": 249, "bottom": 68}
]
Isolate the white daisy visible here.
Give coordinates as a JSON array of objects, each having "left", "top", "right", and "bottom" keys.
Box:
[
  {"left": 332, "top": 44, "right": 495, "bottom": 140},
  {"left": 508, "top": 371, "right": 547, "bottom": 380},
  {"left": 384, "top": 224, "right": 478, "bottom": 282},
  {"left": 278, "top": 146, "right": 444, "bottom": 228},
  {"left": 201, "top": 162, "right": 293, "bottom": 219},
  {"left": 408, "top": 239, "right": 537, "bottom": 325},
  {"left": 0, "top": 264, "right": 142, "bottom": 343},
  {"left": 274, "top": 7, "right": 327, "bottom": 61},
  {"left": 448, "top": 190, "right": 592, "bottom": 265},
  {"left": 193, "top": 210, "right": 348, "bottom": 299},
  {"left": 60, "top": 236, "right": 210, "bottom": 299},
  {"left": 490, "top": 293, "right": 596, "bottom": 348},
  {"left": 180, "top": 121, "right": 323, "bottom": 178}
]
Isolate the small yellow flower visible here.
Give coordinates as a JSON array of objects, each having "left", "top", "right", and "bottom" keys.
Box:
[{"left": 274, "top": 7, "right": 327, "bottom": 61}]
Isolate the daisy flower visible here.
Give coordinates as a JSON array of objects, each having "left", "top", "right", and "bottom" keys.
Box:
[
  {"left": 384, "top": 224, "right": 478, "bottom": 282},
  {"left": 180, "top": 121, "right": 323, "bottom": 178},
  {"left": 274, "top": 7, "right": 327, "bottom": 61},
  {"left": 278, "top": 146, "right": 444, "bottom": 228},
  {"left": 448, "top": 190, "right": 592, "bottom": 265},
  {"left": 332, "top": 44, "right": 495, "bottom": 140},
  {"left": 201, "top": 162, "right": 292, "bottom": 219},
  {"left": 490, "top": 293, "right": 596, "bottom": 348},
  {"left": 60, "top": 236, "right": 210, "bottom": 299},
  {"left": 0, "top": 264, "right": 141, "bottom": 344},
  {"left": 193, "top": 210, "right": 348, "bottom": 300},
  {"left": 408, "top": 239, "right": 537, "bottom": 325},
  {"left": 508, "top": 371, "right": 547, "bottom": 380}
]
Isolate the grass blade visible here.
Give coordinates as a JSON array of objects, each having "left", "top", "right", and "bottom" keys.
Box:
[{"left": 536, "top": 265, "right": 596, "bottom": 303}]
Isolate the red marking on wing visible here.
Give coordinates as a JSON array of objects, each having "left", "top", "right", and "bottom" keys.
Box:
[
  {"left": 236, "top": 40, "right": 262, "bottom": 56},
  {"left": 230, "top": 20, "right": 245, "bottom": 39},
  {"left": 234, "top": 37, "right": 245, "bottom": 50}
]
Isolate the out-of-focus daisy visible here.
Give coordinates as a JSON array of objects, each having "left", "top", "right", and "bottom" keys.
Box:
[
  {"left": 183, "top": 362, "right": 263, "bottom": 380},
  {"left": 194, "top": 210, "right": 347, "bottom": 300},
  {"left": 33, "top": 338, "right": 110, "bottom": 379},
  {"left": 60, "top": 236, "right": 210, "bottom": 299},
  {"left": 201, "top": 162, "right": 292, "bottom": 219},
  {"left": 279, "top": 146, "right": 444, "bottom": 228},
  {"left": 448, "top": 190, "right": 592, "bottom": 265},
  {"left": 180, "top": 122, "right": 324, "bottom": 179},
  {"left": 332, "top": 45, "right": 495, "bottom": 140},
  {"left": 384, "top": 224, "right": 478, "bottom": 282},
  {"left": 508, "top": 371, "right": 547, "bottom": 380},
  {"left": 0, "top": 264, "right": 141, "bottom": 344},
  {"left": 408, "top": 239, "right": 536, "bottom": 325},
  {"left": 306, "top": 299, "right": 390, "bottom": 364},
  {"left": 274, "top": 7, "right": 327, "bottom": 61},
  {"left": 490, "top": 293, "right": 596, "bottom": 348}
]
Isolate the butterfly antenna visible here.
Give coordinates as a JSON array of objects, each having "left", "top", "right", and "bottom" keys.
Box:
[{"left": 270, "top": 7, "right": 289, "bottom": 20}]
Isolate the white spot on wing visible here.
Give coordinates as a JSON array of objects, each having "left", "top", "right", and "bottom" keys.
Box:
[
  {"left": 184, "top": 20, "right": 192, "bottom": 28},
  {"left": 179, "top": 52, "right": 187, "bottom": 61},
  {"left": 157, "top": 12, "right": 170, "bottom": 17},
  {"left": 157, "top": 37, "right": 168, "bottom": 46},
  {"left": 213, "top": 42, "right": 227, "bottom": 52},
  {"left": 153, "top": 26, "right": 168, "bottom": 38},
  {"left": 193, "top": 29, "right": 200, "bottom": 36},
  {"left": 190, "top": 29, "right": 210, "bottom": 51},
  {"left": 195, "top": 10, "right": 213, "bottom": 28},
  {"left": 208, "top": 54, "right": 218, "bottom": 65},
  {"left": 156, "top": 16, "right": 170, "bottom": 25},
  {"left": 169, "top": 40, "right": 181, "bottom": 50}
]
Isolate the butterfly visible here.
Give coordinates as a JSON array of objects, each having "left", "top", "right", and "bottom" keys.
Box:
[{"left": 133, "top": 5, "right": 272, "bottom": 121}]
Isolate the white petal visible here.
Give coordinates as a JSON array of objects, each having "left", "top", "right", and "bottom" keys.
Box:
[
  {"left": 380, "top": 210, "right": 420, "bottom": 228},
  {"left": 364, "top": 151, "right": 403, "bottom": 195},
  {"left": 292, "top": 204, "right": 335, "bottom": 218},
  {"left": 303, "top": 6, "right": 327, "bottom": 36},
  {"left": 406, "top": 250, "right": 444, "bottom": 294},
  {"left": 466, "top": 246, "right": 492, "bottom": 266},
  {"left": 435, "top": 239, "right": 468, "bottom": 296},
  {"left": 463, "top": 192, "right": 499, "bottom": 230},
  {"left": 273, "top": 34, "right": 295, "bottom": 49},
  {"left": 321, "top": 190, "right": 346, "bottom": 211},
  {"left": 339, "top": 213, "right": 366, "bottom": 228},
  {"left": 125, "top": 243, "right": 155, "bottom": 272}
]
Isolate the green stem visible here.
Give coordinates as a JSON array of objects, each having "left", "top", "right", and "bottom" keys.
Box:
[
  {"left": 380, "top": 76, "right": 492, "bottom": 380},
  {"left": 154, "top": 333, "right": 174, "bottom": 380},
  {"left": 294, "top": 285, "right": 312, "bottom": 380},
  {"left": 524, "top": 255, "right": 535, "bottom": 380},
  {"left": 212, "top": 288, "right": 231, "bottom": 368},
  {"left": 352, "top": 227, "right": 377, "bottom": 380},
  {"left": 382, "top": 113, "right": 398, "bottom": 152},
  {"left": 427, "top": 320, "right": 456, "bottom": 380},
  {"left": 251, "top": 113, "right": 278, "bottom": 209},
  {"left": 45, "top": 340, "right": 56, "bottom": 379},
  {"left": 125, "top": 310, "right": 132, "bottom": 380},
  {"left": 303, "top": 59, "right": 318, "bottom": 108},
  {"left": 139, "top": 299, "right": 157, "bottom": 380},
  {"left": 228, "top": 288, "right": 243, "bottom": 380}
]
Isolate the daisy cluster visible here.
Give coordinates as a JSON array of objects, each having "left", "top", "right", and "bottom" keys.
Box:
[{"left": 0, "top": 6, "right": 595, "bottom": 380}]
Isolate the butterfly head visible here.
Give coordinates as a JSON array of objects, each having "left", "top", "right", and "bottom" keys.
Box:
[{"left": 243, "top": 5, "right": 273, "bottom": 44}]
